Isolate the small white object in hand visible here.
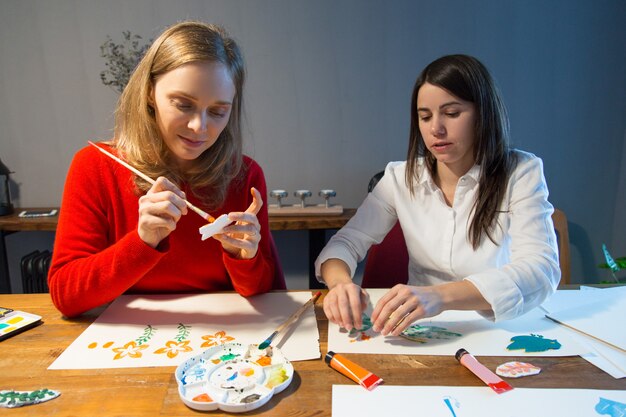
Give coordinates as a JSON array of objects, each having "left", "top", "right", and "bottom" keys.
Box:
[{"left": 198, "top": 214, "right": 233, "bottom": 241}]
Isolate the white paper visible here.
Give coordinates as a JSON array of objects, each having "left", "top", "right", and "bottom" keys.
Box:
[
  {"left": 546, "top": 286, "right": 626, "bottom": 351},
  {"left": 332, "top": 385, "right": 626, "bottom": 417},
  {"left": 49, "top": 292, "right": 320, "bottom": 369},
  {"left": 541, "top": 287, "right": 626, "bottom": 378},
  {"left": 328, "top": 289, "right": 586, "bottom": 356}
]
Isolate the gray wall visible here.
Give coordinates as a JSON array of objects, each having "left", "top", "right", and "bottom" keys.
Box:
[{"left": 1, "top": 0, "right": 625, "bottom": 291}]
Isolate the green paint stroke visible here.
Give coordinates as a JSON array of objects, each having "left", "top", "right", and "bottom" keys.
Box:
[
  {"left": 595, "top": 397, "right": 626, "bottom": 416},
  {"left": 135, "top": 325, "right": 157, "bottom": 345},
  {"left": 0, "top": 389, "right": 60, "bottom": 408},
  {"left": 400, "top": 325, "right": 462, "bottom": 343},
  {"left": 175, "top": 323, "right": 191, "bottom": 342},
  {"left": 507, "top": 334, "right": 561, "bottom": 353},
  {"left": 349, "top": 314, "right": 373, "bottom": 337},
  {"left": 219, "top": 352, "right": 240, "bottom": 361}
]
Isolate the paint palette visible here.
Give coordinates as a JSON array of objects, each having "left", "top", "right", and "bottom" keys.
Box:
[
  {"left": 0, "top": 308, "right": 42, "bottom": 341},
  {"left": 175, "top": 342, "right": 294, "bottom": 413}
]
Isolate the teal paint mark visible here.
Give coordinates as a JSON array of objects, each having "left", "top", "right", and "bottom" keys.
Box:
[
  {"left": 400, "top": 325, "right": 462, "bottom": 343},
  {"left": 443, "top": 397, "right": 458, "bottom": 417},
  {"left": 0, "top": 323, "right": 8, "bottom": 330},
  {"left": 349, "top": 314, "right": 373, "bottom": 337},
  {"left": 595, "top": 397, "right": 626, "bottom": 416},
  {"left": 219, "top": 352, "right": 240, "bottom": 361},
  {"left": 506, "top": 334, "right": 561, "bottom": 353},
  {"left": 602, "top": 244, "right": 621, "bottom": 272}
]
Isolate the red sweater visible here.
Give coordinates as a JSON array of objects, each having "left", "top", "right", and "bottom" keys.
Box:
[{"left": 49, "top": 144, "right": 275, "bottom": 317}]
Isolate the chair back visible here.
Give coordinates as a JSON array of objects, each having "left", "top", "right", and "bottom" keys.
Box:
[
  {"left": 269, "top": 233, "right": 287, "bottom": 290},
  {"left": 552, "top": 208, "right": 571, "bottom": 285}
]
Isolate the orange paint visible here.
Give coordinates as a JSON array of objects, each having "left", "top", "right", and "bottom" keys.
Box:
[
  {"left": 192, "top": 393, "right": 213, "bottom": 402},
  {"left": 88, "top": 342, "right": 97, "bottom": 349},
  {"left": 255, "top": 356, "right": 272, "bottom": 366},
  {"left": 103, "top": 341, "right": 114, "bottom": 348},
  {"left": 325, "top": 351, "right": 382, "bottom": 390}
]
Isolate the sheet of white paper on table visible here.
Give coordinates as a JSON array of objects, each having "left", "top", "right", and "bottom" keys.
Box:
[
  {"left": 541, "top": 287, "right": 626, "bottom": 378},
  {"left": 49, "top": 292, "right": 320, "bottom": 370},
  {"left": 327, "top": 289, "right": 586, "bottom": 356},
  {"left": 545, "top": 286, "right": 626, "bottom": 351},
  {"left": 199, "top": 214, "right": 233, "bottom": 240},
  {"left": 332, "top": 385, "right": 626, "bottom": 417}
]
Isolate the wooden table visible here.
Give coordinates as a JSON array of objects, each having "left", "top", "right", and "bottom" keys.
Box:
[
  {"left": 0, "top": 208, "right": 357, "bottom": 293},
  {"left": 0, "top": 292, "right": 624, "bottom": 416}
]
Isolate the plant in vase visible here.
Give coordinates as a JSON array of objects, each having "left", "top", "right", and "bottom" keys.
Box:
[{"left": 100, "top": 30, "right": 152, "bottom": 93}]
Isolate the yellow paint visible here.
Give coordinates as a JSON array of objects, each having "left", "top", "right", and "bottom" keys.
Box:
[
  {"left": 103, "top": 341, "right": 114, "bottom": 348},
  {"left": 7, "top": 316, "right": 24, "bottom": 324},
  {"left": 88, "top": 342, "right": 98, "bottom": 349}
]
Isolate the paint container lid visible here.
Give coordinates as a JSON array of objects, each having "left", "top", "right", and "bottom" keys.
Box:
[
  {"left": 455, "top": 348, "right": 468, "bottom": 361},
  {"left": 324, "top": 351, "right": 336, "bottom": 365}
]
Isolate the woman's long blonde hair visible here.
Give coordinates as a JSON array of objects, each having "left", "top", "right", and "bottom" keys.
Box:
[{"left": 113, "top": 21, "right": 245, "bottom": 209}]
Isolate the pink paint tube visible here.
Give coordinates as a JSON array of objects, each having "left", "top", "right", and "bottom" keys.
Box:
[
  {"left": 325, "top": 351, "right": 383, "bottom": 390},
  {"left": 455, "top": 348, "right": 513, "bottom": 394}
]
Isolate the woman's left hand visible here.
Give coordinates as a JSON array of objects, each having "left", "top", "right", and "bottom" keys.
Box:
[
  {"left": 213, "top": 187, "right": 263, "bottom": 260},
  {"left": 370, "top": 284, "right": 444, "bottom": 336}
]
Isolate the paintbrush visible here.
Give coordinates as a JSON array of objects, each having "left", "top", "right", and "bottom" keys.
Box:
[
  {"left": 88, "top": 141, "right": 213, "bottom": 222},
  {"left": 258, "top": 291, "right": 322, "bottom": 349}
]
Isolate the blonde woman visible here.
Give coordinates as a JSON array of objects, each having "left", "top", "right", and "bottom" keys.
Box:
[{"left": 50, "top": 21, "right": 279, "bottom": 317}]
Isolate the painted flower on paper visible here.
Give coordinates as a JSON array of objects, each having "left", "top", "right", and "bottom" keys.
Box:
[
  {"left": 201, "top": 330, "right": 235, "bottom": 348},
  {"left": 112, "top": 341, "right": 150, "bottom": 360},
  {"left": 154, "top": 323, "right": 193, "bottom": 359},
  {"left": 154, "top": 340, "right": 193, "bottom": 359}
]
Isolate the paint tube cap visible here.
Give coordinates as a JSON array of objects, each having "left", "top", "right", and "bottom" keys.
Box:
[
  {"left": 324, "top": 351, "right": 336, "bottom": 365},
  {"left": 455, "top": 348, "right": 468, "bottom": 361}
]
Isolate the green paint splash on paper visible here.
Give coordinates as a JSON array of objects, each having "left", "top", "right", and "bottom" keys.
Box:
[
  {"left": 507, "top": 334, "right": 561, "bottom": 352},
  {"left": 400, "top": 325, "right": 462, "bottom": 343}
]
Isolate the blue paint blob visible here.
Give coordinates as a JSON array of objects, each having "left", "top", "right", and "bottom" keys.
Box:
[{"left": 595, "top": 397, "right": 626, "bottom": 416}]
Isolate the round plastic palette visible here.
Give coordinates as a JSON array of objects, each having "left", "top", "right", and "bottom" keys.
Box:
[{"left": 175, "top": 342, "right": 293, "bottom": 413}]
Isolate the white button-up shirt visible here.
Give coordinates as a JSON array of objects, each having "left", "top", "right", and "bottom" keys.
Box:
[{"left": 315, "top": 150, "right": 560, "bottom": 321}]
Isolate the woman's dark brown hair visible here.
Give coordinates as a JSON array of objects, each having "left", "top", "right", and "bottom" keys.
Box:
[{"left": 406, "top": 54, "right": 517, "bottom": 249}]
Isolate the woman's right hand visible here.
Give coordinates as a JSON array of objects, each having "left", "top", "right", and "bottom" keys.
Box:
[
  {"left": 321, "top": 259, "right": 369, "bottom": 331},
  {"left": 137, "top": 177, "right": 188, "bottom": 248}
]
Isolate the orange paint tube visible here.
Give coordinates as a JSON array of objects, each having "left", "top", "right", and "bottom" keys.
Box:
[{"left": 325, "top": 351, "right": 383, "bottom": 390}]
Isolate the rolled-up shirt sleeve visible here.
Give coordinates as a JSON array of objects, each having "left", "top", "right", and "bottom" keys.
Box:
[{"left": 465, "top": 156, "right": 560, "bottom": 321}]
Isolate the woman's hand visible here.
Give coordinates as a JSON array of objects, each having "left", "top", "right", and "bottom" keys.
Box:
[
  {"left": 213, "top": 187, "right": 263, "bottom": 260},
  {"left": 321, "top": 259, "right": 369, "bottom": 331},
  {"left": 370, "top": 284, "right": 444, "bottom": 336},
  {"left": 137, "top": 177, "right": 188, "bottom": 248}
]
